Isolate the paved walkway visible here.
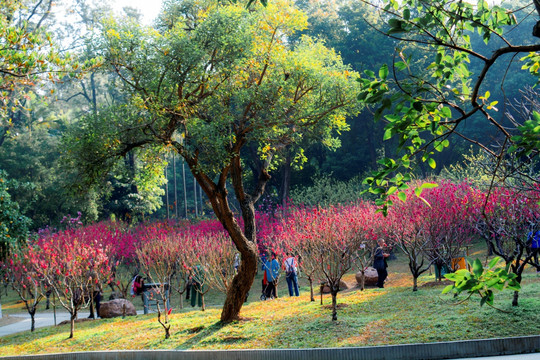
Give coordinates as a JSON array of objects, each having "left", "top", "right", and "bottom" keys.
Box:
[{"left": 0, "top": 310, "right": 147, "bottom": 337}]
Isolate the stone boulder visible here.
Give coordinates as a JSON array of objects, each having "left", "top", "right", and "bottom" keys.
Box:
[
  {"left": 99, "top": 299, "right": 137, "bottom": 318},
  {"left": 321, "top": 280, "right": 349, "bottom": 294},
  {"left": 356, "top": 267, "right": 378, "bottom": 286}
]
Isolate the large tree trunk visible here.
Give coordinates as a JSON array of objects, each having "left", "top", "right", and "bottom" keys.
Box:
[
  {"left": 184, "top": 139, "right": 270, "bottom": 322},
  {"left": 192, "top": 169, "right": 258, "bottom": 322}
]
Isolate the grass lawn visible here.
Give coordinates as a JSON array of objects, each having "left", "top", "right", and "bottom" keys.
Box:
[{"left": 0, "top": 242, "right": 539, "bottom": 356}]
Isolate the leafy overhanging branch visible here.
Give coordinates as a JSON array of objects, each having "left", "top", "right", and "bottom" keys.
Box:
[{"left": 357, "top": 0, "right": 540, "bottom": 213}]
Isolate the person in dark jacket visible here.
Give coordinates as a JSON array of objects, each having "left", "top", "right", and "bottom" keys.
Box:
[
  {"left": 527, "top": 229, "right": 540, "bottom": 272},
  {"left": 373, "top": 239, "right": 390, "bottom": 288}
]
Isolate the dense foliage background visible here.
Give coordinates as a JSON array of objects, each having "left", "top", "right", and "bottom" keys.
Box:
[{"left": 1, "top": 0, "right": 538, "bottom": 230}]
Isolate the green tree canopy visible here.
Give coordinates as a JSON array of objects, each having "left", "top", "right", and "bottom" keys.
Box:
[
  {"left": 0, "top": 170, "right": 30, "bottom": 259},
  {"left": 67, "top": 0, "right": 361, "bottom": 321}
]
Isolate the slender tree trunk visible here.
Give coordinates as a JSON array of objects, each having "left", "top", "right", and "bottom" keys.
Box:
[
  {"left": 69, "top": 311, "right": 77, "bottom": 339},
  {"left": 179, "top": 285, "right": 184, "bottom": 309},
  {"left": 182, "top": 160, "right": 188, "bottom": 218},
  {"left": 308, "top": 276, "right": 315, "bottom": 302},
  {"left": 30, "top": 309, "right": 36, "bottom": 332},
  {"left": 157, "top": 305, "right": 171, "bottom": 339},
  {"left": 511, "top": 270, "right": 522, "bottom": 307},
  {"left": 173, "top": 153, "right": 178, "bottom": 218},
  {"left": 193, "top": 175, "right": 198, "bottom": 217},
  {"left": 331, "top": 288, "right": 338, "bottom": 321},
  {"left": 165, "top": 165, "right": 170, "bottom": 219},
  {"left": 199, "top": 185, "right": 204, "bottom": 214},
  {"left": 280, "top": 153, "right": 292, "bottom": 209},
  {"left": 413, "top": 276, "right": 418, "bottom": 292},
  {"left": 0, "top": 128, "right": 7, "bottom": 147},
  {"left": 512, "top": 290, "right": 519, "bottom": 306},
  {"left": 90, "top": 72, "right": 97, "bottom": 114}
]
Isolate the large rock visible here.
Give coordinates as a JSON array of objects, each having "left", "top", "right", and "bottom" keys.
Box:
[
  {"left": 321, "top": 280, "right": 349, "bottom": 294},
  {"left": 99, "top": 299, "right": 137, "bottom": 318},
  {"left": 356, "top": 267, "right": 378, "bottom": 286}
]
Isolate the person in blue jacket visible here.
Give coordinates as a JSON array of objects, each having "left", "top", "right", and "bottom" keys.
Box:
[
  {"left": 262, "top": 252, "right": 280, "bottom": 299},
  {"left": 527, "top": 229, "right": 539, "bottom": 273}
]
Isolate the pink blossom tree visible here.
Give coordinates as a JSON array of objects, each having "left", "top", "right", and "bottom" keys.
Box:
[
  {"left": 193, "top": 231, "right": 237, "bottom": 297},
  {"left": 385, "top": 199, "right": 429, "bottom": 291},
  {"left": 275, "top": 205, "right": 362, "bottom": 321},
  {"left": 419, "top": 182, "right": 476, "bottom": 277},
  {"left": 1, "top": 250, "right": 46, "bottom": 331},
  {"left": 348, "top": 202, "right": 382, "bottom": 291},
  {"left": 384, "top": 181, "right": 476, "bottom": 290},
  {"left": 31, "top": 231, "right": 112, "bottom": 338},
  {"left": 472, "top": 186, "right": 540, "bottom": 306},
  {"left": 136, "top": 232, "right": 179, "bottom": 339}
]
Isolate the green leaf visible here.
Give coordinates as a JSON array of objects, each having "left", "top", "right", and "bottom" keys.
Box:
[
  {"left": 488, "top": 256, "right": 500, "bottom": 269},
  {"left": 442, "top": 284, "right": 455, "bottom": 294},
  {"left": 383, "top": 128, "right": 393, "bottom": 141},
  {"left": 412, "top": 101, "right": 423, "bottom": 111},
  {"left": 397, "top": 191, "right": 407, "bottom": 202},
  {"left": 440, "top": 107, "right": 452, "bottom": 118},
  {"left": 455, "top": 269, "right": 470, "bottom": 277},
  {"left": 379, "top": 64, "right": 389, "bottom": 80},
  {"left": 403, "top": 8, "right": 411, "bottom": 21},
  {"left": 428, "top": 158, "right": 436, "bottom": 169},
  {"left": 420, "top": 182, "right": 438, "bottom": 189},
  {"left": 480, "top": 295, "right": 487, "bottom": 307},
  {"left": 364, "top": 70, "right": 375, "bottom": 78},
  {"left": 472, "top": 258, "right": 483, "bottom": 277}
]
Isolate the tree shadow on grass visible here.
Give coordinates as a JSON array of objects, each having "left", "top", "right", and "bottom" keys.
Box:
[{"left": 174, "top": 320, "right": 234, "bottom": 349}]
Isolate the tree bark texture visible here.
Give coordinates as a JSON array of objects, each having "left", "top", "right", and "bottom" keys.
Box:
[
  {"left": 186, "top": 151, "right": 265, "bottom": 322},
  {"left": 69, "top": 312, "right": 76, "bottom": 339},
  {"left": 331, "top": 289, "right": 338, "bottom": 321}
]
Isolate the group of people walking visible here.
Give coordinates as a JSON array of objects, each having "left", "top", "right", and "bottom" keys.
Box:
[
  {"left": 260, "top": 240, "right": 392, "bottom": 299},
  {"left": 261, "top": 251, "right": 300, "bottom": 299}
]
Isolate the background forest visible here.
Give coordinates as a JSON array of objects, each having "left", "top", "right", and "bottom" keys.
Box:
[{"left": 1, "top": 0, "right": 539, "bottom": 234}]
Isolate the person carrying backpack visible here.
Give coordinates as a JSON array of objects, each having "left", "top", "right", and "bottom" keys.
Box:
[{"left": 283, "top": 252, "right": 299, "bottom": 297}]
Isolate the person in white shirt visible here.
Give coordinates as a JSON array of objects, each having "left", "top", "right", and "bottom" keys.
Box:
[{"left": 283, "top": 252, "right": 299, "bottom": 296}]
